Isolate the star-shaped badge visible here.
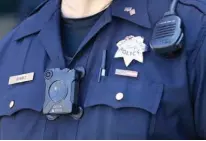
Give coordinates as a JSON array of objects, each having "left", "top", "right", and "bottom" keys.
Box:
[{"left": 114, "top": 36, "right": 147, "bottom": 67}]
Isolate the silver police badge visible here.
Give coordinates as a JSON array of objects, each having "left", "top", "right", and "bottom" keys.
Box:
[{"left": 114, "top": 35, "right": 147, "bottom": 67}]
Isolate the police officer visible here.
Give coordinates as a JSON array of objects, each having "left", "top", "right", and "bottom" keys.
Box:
[{"left": 0, "top": 0, "right": 206, "bottom": 139}]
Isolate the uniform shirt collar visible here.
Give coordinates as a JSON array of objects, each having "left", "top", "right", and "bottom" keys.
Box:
[
  {"left": 111, "top": 0, "right": 152, "bottom": 29},
  {"left": 14, "top": 0, "right": 152, "bottom": 40},
  {"left": 14, "top": 0, "right": 59, "bottom": 40}
]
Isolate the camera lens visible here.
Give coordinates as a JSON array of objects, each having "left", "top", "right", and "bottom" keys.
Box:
[{"left": 49, "top": 80, "right": 68, "bottom": 103}]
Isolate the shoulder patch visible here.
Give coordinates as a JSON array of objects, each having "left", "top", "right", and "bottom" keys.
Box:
[{"left": 179, "top": 0, "right": 206, "bottom": 14}]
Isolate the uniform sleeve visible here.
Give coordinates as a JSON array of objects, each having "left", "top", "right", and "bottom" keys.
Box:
[{"left": 193, "top": 20, "right": 206, "bottom": 139}]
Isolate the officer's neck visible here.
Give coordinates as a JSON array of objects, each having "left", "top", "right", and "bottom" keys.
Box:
[{"left": 61, "top": 0, "right": 113, "bottom": 19}]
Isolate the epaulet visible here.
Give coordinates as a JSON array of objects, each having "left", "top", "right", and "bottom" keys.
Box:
[
  {"left": 179, "top": 0, "right": 206, "bottom": 15},
  {"left": 28, "top": 0, "right": 50, "bottom": 16}
]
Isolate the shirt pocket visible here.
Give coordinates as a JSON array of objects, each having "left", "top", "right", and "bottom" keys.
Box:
[
  {"left": 84, "top": 76, "right": 163, "bottom": 139},
  {"left": 0, "top": 81, "right": 46, "bottom": 139}
]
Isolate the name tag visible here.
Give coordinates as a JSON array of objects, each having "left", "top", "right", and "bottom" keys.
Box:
[
  {"left": 115, "top": 69, "right": 138, "bottom": 78},
  {"left": 8, "top": 72, "right": 34, "bottom": 85}
]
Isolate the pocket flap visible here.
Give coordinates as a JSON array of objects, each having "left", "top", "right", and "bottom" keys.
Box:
[
  {"left": 84, "top": 77, "right": 163, "bottom": 114},
  {"left": 0, "top": 79, "right": 45, "bottom": 116}
]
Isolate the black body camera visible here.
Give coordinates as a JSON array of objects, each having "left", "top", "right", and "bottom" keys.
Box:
[{"left": 43, "top": 67, "right": 85, "bottom": 120}]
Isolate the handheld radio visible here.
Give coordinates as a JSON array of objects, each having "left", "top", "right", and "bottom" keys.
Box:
[{"left": 150, "top": 0, "right": 184, "bottom": 57}]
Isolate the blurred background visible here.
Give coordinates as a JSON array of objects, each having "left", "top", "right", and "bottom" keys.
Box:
[{"left": 0, "top": 0, "right": 43, "bottom": 39}]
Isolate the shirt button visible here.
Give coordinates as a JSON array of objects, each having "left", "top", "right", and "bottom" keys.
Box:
[
  {"left": 116, "top": 93, "right": 124, "bottom": 101},
  {"left": 9, "top": 101, "right": 15, "bottom": 109}
]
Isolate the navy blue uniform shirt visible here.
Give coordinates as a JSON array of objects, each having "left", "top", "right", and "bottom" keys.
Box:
[
  {"left": 0, "top": 0, "right": 206, "bottom": 139},
  {"left": 18, "top": 0, "right": 45, "bottom": 21}
]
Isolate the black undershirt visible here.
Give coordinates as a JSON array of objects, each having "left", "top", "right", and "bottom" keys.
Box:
[{"left": 61, "top": 11, "right": 103, "bottom": 59}]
